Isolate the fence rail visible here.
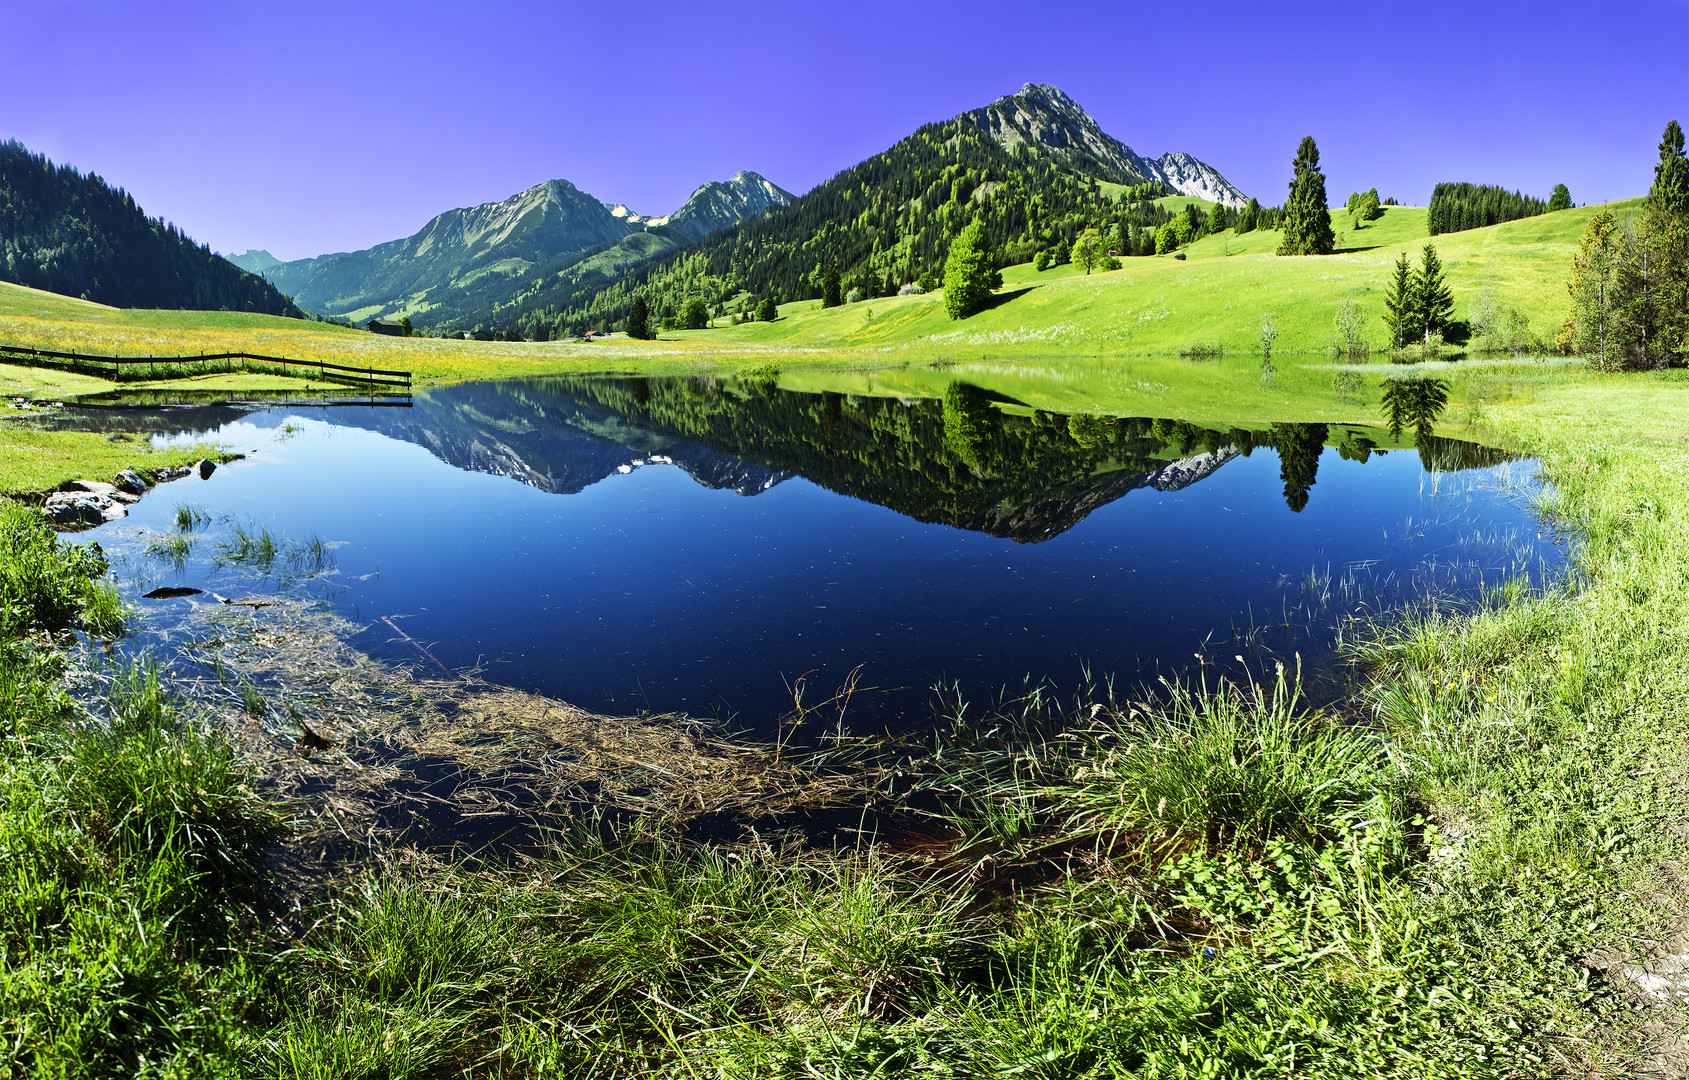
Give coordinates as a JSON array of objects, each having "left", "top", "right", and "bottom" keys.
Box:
[{"left": 0, "top": 343, "right": 411, "bottom": 389}]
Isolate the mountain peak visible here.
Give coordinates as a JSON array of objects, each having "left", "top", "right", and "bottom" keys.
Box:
[{"left": 964, "top": 83, "right": 1246, "bottom": 206}]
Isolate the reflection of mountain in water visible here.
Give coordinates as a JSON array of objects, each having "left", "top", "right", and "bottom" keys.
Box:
[
  {"left": 317, "top": 375, "right": 1521, "bottom": 543},
  {"left": 61, "top": 374, "right": 1516, "bottom": 543},
  {"left": 322, "top": 382, "right": 790, "bottom": 497}
]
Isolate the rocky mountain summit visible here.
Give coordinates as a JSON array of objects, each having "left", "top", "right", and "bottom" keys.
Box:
[{"left": 964, "top": 83, "right": 1246, "bottom": 207}]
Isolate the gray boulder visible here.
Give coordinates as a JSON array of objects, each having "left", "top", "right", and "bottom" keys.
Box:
[
  {"left": 114, "top": 469, "right": 152, "bottom": 495},
  {"left": 45, "top": 490, "right": 127, "bottom": 528}
]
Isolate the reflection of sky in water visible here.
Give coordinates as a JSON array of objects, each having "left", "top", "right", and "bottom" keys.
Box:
[{"left": 79, "top": 391, "right": 1563, "bottom": 734}]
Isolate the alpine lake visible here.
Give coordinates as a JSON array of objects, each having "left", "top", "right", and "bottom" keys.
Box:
[{"left": 61, "top": 362, "right": 1562, "bottom": 736}]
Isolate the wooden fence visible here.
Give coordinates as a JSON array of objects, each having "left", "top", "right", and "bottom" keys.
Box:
[{"left": 0, "top": 343, "right": 411, "bottom": 389}]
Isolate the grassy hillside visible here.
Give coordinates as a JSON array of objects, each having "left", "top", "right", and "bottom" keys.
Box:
[
  {"left": 688, "top": 199, "right": 1628, "bottom": 361},
  {"left": 0, "top": 198, "right": 1634, "bottom": 397}
]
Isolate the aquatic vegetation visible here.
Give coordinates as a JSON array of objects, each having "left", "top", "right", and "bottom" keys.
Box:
[
  {"left": 144, "top": 531, "right": 191, "bottom": 568},
  {"left": 174, "top": 503, "right": 212, "bottom": 531}
]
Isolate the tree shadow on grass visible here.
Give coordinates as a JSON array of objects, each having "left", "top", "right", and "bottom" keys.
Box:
[{"left": 986, "top": 286, "right": 1036, "bottom": 311}]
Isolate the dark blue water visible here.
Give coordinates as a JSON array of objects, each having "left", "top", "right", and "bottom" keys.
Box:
[{"left": 77, "top": 375, "right": 1559, "bottom": 732}]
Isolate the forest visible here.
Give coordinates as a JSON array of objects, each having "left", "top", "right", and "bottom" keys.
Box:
[
  {"left": 0, "top": 141, "right": 303, "bottom": 316},
  {"left": 1426, "top": 181, "right": 1550, "bottom": 235}
]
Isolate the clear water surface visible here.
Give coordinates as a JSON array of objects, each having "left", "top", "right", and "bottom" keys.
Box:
[{"left": 70, "top": 373, "right": 1561, "bottom": 733}]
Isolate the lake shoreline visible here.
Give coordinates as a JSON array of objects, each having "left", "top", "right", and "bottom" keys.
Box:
[{"left": 4, "top": 366, "right": 1687, "bottom": 1074}]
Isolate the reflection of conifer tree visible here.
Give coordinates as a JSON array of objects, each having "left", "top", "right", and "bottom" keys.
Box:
[
  {"left": 1271, "top": 422, "right": 1328, "bottom": 513},
  {"left": 1380, "top": 377, "right": 1451, "bottom": 441}
]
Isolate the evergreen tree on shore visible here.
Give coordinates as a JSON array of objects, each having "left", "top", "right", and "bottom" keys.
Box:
[
  {"left": 1277, "top": 137, "right": 1335, "bottom": 256},
  {"left": 1414, "top": 243, "right": 1454, "bottom": 345},
  {"left": 1381, "top": 251, "right": 1416, "bottom": 349}
]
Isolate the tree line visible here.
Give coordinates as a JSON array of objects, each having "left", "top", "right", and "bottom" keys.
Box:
[
  {"left": 1427, "top": 181, "right": 1554, "bottom": 236},
  {"left": 0, "top": 140, "right": 303, "bottom": 317}
]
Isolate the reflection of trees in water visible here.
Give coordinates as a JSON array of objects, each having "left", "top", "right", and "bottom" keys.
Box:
[
  {"left": 1271, "top": 422, "right": 1328, "bottom": 513},
  {"left": 1381, "top": 377, "right": 1451, "bottom": 442},
  {"left": 520, "top": 375, "right": 1509, "bottom": 529}
]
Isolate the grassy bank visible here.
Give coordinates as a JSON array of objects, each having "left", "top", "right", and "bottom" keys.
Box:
[{"left": 1, "top": 360, "right": 1685, "bottom": 1076}]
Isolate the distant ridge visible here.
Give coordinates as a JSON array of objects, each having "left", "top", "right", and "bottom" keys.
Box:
[{"left": 242, "top": 172, "right": 792, "bottom": 327}]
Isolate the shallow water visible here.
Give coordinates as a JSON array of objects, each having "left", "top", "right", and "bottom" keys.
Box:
[{"left": 74, "top": 373, "right": 1561, "bottom": 733}]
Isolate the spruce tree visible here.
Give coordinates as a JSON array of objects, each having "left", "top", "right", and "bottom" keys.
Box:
[
  {"left": 822, "top": 255, "right": 842, "bottom": 308},
  {"left": 1381, "top": 252, "right": 1416, "bottom": 349},
  {"left": 1414, "top": 243, "right": 1454, "bottom": 345},
  {"left": 1547, "top": 184, "right": 1572, "bottom": 212},
  {"left": 1650, "top": 120, "right": 1688, "bottom": 216},
  {"left": 1277, "top": 137, "right": 1336, "bottom": 256},
  {"left": 625, "top": 295, "right": 651, "bottom": 340}
]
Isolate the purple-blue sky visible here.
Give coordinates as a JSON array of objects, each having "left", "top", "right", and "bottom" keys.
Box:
[{"left": 4, "top": 0, "right": 1685, "bottom": 262}]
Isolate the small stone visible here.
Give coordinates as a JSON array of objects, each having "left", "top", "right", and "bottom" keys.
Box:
[{"left": 194, "top": 459, "right": 217, "bottom": 480}]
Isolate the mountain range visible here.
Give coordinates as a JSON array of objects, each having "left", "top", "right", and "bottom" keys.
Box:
[
  {"left": 227, "top": 171, "right": 791, "bottom": 326},
  {"left": 227, "top": 83, "right": 1244, "bottom": 336}
]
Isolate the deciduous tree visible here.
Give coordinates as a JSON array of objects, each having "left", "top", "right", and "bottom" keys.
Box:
[
  {"left": 1070, "top": 228, "right": 1103, "bottom": 274},
  {"left": 680, "top": 297, "right": 709, "bottom": 330},
  {"left": 942, "top": 221, "right": 996, "bottom": 319},
  {"left": 1277, "top": 137, "right": 1335, "bottom": 256}
]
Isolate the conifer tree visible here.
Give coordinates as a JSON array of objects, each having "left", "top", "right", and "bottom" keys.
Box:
[
  {"left": 1236, "top": 197, "right": 1260, "bottom": 235},
  {"left": 1547, "top": 184, "right": 1572, "bottom": 212},
  {"left": 1277, "top": 137, "right": 1336, "bottom": 256},
  {"left": 1115, "top": 219, "right": 1131, "bottom": 258},
  {"left": 822, "top": 255, "right": 842, "bottom": 308},
  {"left": 1413, "top": 243, "right": 1454, "bottom": 345},
  {"left": 625, "top": 295, "right": 651, "bottom": 340},
  {"left": 1650, "top": 120, "right": 1688, "bottom": 216},
  {"left": 756, "top": 295, "right": 777, "bottom": 322},
  {"left": 1381, "top": 252, "right": 1416, "bottom": 349}
]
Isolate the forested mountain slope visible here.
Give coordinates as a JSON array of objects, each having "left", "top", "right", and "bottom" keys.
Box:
[
  {"left": 475, "top": 83, "right": 1247, "bottom": 340},
  {"left": 0, "top": 140, "right": 303, "bottom": 317}
]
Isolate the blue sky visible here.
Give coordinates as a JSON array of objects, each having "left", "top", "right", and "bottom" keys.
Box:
[{"left": 4, "top": 0, "right": 1685, "bottom": 261}]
